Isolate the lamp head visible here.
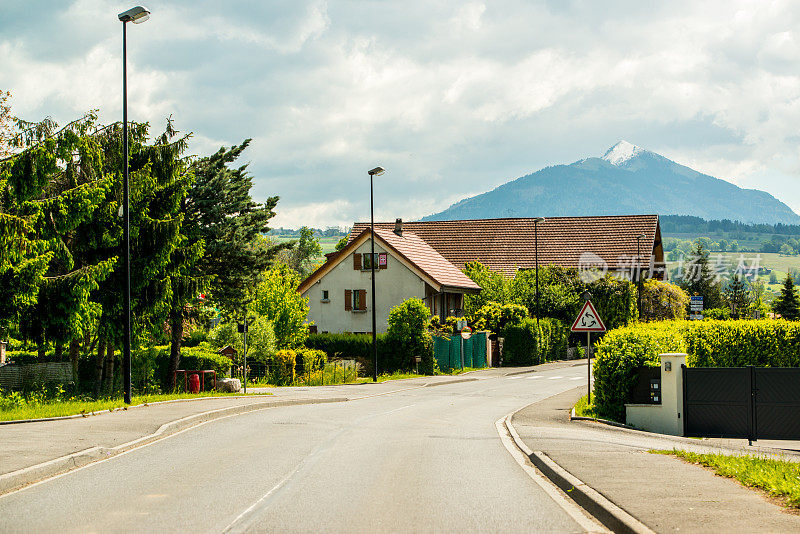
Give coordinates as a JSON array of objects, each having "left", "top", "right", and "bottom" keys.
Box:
[
  {"left": 636, "top": 233, "right": 646, "bottom": 239},
  {"left": 118, "top": 6, "right": 150, "bottom": 23},
  {"left": 533, "top": 217, "right": 545, "bottom": 223},
  {"left": 368, "top": 166, "right": 385, "bottom": 176}
]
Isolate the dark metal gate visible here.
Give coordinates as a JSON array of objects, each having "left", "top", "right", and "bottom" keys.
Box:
[{"left": 683, "top": 366, "right": 800, "bottom": 441}]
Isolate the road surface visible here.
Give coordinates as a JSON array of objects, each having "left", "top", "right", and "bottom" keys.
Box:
[{"left": 0, "top": 364, "right": 594, "bottom": 533}]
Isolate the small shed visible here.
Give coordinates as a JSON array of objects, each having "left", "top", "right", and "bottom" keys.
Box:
[{"left": 218, "top": 345, "right": 238, "bottom": 360}]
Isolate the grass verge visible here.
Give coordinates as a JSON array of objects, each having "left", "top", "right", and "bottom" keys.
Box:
[
  {"left": 572, "top": 394, "right": 625, "bottom": 423},
  {"left": 0, "top": 391, "right": 272, "bottom": 422},
  {"left": 652, "top": 449, "right": 800, "bottom": 508}
]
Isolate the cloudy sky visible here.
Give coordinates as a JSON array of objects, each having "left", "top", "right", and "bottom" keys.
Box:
[{"left": 3, "top": 0, "right": 800, "bottom": 228}]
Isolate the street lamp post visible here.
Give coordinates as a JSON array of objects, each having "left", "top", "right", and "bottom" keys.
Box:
[
  {"left": 118, "top": 6, "right": 150, "bottom": 404},
  {"left": 533, "top": 217, "right": 545, "bottom": 363},
  {"left": 636, "top": 233, "right": 646, "bottom": 320},
  {"left": 368, "top": 166, "right": 385, "bottom": 382}
]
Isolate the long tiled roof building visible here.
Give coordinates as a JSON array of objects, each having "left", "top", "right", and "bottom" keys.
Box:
[{"left": 350, "top": 215, "right": 664, "bottom": 279}]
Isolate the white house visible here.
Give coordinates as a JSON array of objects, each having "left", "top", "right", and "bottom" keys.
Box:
[{"left": 297, "top": 221, "right": 481, "bottom": 334}]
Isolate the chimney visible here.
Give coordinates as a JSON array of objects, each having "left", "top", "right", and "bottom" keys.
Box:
[{"left": 394, "top": 218, "right": 403, "bottom": 236}]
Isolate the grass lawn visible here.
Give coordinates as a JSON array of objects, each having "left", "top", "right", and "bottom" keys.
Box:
[
  {"left": 0, "top": 391, "right": 272, "bottom": 422},
  {"left": 572, "top": 394, "right": 625, "bottom": 423},
  {"left": 652, "top": 449, "right": 800, "bottom": 509}
]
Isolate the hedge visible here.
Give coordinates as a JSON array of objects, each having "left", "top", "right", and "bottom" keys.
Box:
[
  {"left": 593, "top": 319, "right": 800, "bottom": 421},
  {"left": 501, "top": 317, "right": 569, "bottom": 366},
  {"left": 304, "top": 333, "right": 394, "bottom": 375}
]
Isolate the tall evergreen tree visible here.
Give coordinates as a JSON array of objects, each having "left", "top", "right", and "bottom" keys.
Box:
[
  {"left": 724, "top": 274, "right": 749, "bottom": 318},
  {"left": 772, "top": 275, "right": 800, "bottom": 320},
  {"left": 184, "top": 139, "right": 286, "bottom": 313},
  {"left": 679, "top": 242, "right": 723, "bottom": 309}
]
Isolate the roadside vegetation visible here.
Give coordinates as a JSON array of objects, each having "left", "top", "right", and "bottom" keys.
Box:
[
  {"left": 0, "top": 387, "right": 271, "bottom": 422},
  {"left": 652, "top": 449, "right": 800, "bottom": 509}
]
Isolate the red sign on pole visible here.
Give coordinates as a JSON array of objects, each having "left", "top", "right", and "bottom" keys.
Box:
[{"left": 570, "top": 301, "right": 606, "bottom": 332}]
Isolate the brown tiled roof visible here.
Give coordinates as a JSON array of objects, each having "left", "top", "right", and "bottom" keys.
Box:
[
  {"left": 297, "top": 227, "right": 481, "bottom": 295},
  {"left": 350, "top": 215, "right": 662, "bottom": 278},
  {"left": 371, "top": 227, "right": 481, "bottom": 291}
]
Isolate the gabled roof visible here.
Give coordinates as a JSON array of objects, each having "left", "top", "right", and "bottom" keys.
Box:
[
  {"left": 350, "top": 215, "right": 662, "bottom": 278},
  {"left": 297, "top": 227, "right": 481, "bottom": 295}
]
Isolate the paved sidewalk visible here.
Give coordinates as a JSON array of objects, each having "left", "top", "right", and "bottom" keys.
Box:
[{"left": 512, "top": 387, "right": 800, "bottom": 533}]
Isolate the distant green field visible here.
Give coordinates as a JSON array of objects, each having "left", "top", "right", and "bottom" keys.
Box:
[
  {"left": 269, "top": 235, "right": 344, "bottom": 261},
  {"left": 666, "top": 251, "right": 800, "bottom": 296}
]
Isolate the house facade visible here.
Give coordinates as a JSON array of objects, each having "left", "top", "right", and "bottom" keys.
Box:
[{"left": 297, "top": 224, "right": 480, "bottom": 334}]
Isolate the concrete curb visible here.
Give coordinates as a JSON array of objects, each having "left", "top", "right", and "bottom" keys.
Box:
[
  {"left": 503, "top": 369, "right": 536, "bottom": 376},
  {"left": 570, "top": 408, "right": 637, "bottom": 430},
  {"left": 0, "top": 397, "right": 346, "bottom": 495},
  {"left": 505, "top": 408, "right": 655, "bottom": 534},
  {"left": 423, "top": 377, "right": 478, "bottom": 387}
]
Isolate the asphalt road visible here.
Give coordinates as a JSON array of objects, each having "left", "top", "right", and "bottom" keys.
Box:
[{"left": 0, "top": 364, "right": 593, "bottom": 533}]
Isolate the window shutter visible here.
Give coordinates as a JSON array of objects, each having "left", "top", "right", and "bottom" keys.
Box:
[
  {"left": 379, "top": 253, "right": 387, "bottom": 270},
  {"left": 353, "top": 253, "right": 362, "bottom": 270},
  {"left": 345, "top": 290, "right": 352, "bottom": 311},
  {"left": 359, "top": 289, "right": 367, "bottom": 310}
]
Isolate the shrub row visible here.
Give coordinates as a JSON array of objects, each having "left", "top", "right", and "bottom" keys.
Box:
[
  {"left": 305, "top": 333, "right": 409, "bottom": 375},
  {"left": 593, "top": 319, "right": 800, "bottom": 420},
  {"left": 500, "top": 317, "right": 569, "bottom": 366}
]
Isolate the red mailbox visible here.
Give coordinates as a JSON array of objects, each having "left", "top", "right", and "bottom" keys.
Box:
[{"left": 188, "top": 373, "right": 201, "bottom": 393}]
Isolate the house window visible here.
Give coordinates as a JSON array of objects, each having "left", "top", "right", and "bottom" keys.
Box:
[
  {"left": 345, "top": 289, "right": 367, "bottom": 311},
  {"left": 362, "top": 253, "right": 378, "bottom": 270},
  {"left": 321, "top": 290, "right": 329, "bottom": 302}
]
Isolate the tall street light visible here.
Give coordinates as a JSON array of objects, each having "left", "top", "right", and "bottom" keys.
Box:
[
  {"left": 368, "top": 166, "right": 385, "bottom": 382},
  {"left": 636, "top": 233, "right": 646, "bottom": 320},
  {"left": 118, "top": 5, "right": 150, "bottom": 404},
  {"left": 533, "top": 217, "right": 545, "bottom": 363}
]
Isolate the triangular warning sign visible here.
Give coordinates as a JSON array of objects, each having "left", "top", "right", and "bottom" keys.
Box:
[{"left": 570, "top": 301, "right": 606, "bottom": 332}]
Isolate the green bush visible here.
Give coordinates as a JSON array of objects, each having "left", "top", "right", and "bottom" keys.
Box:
[
  {"left": 386, "top": 298, "right": 434, "bottom": 374},
  {"left": 539, "top": 318, "right": 569, "bottom": 361},
  {"left": 273, "top": 349, "right": 296, "bottom": 385},
  {"left": 178, "top": 343, "right": 233, "bottom": 378},
  {"left": 3, "top": 351, "right": 55, "bottom": 365},
  {"left": 703, "top": 307, "right": 731, "bottom": 320},
  {"left": 593, "top": 322, "right": 686, "bottom": 420},
  {"left": 305, "top": 332, "right": 390, "bottom": 375},
  {"left": 684, "top": 320, "right": 800, "bottom": 368},
  {"left": 297, "top": 348, "right": 326, "bottom": 374},
  {"left": 471, "top": 302, "right": 528, "bottom": 334},
  {"left": 501, "top": 318, "right": 539, "bottom": 366},
  {"left": 593, "top": 319, "right": 800, "bottom": 421}
]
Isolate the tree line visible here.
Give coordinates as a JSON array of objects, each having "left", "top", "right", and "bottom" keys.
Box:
[{"left": 0, "top": 96, "right": 300, "bottom": 393}]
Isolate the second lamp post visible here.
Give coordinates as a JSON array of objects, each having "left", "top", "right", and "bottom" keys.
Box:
[{"left": 368, "top": 166, "right": 385, "bottom": 382}]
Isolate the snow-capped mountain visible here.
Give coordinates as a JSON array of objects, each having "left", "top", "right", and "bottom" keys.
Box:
[{"left": 422, "top": 141, "right": 800, "bottom": 224}]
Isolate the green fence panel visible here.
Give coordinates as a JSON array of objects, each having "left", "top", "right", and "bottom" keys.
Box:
[
  {"left": 433, "top": 336, "right": 451, "bottom": 370},
  {"left": 472, "top": 332, "right": 487, "bottom": 367}
]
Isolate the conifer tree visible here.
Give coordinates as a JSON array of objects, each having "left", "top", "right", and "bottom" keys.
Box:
[
  {"left": 773, "top": 275, "right": 800, "bottom": 320},
  {"left": 184, "top": 139, "right": 285, "bottom": 312},
  {"left": 678, "top": 242, "right": 723, "bottom": 309}
]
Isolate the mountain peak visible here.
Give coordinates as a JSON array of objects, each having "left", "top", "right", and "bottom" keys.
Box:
[{"left": 602, "top": 140, "right": 646, "bottom": 166}]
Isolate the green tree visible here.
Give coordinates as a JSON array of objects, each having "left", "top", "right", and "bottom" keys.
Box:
[
  {"left": 249, "top": 264, "right": 310, "bottom": 348},
  {"left": 462, "top": 261, "right": 511, "bottom": 317},
  {"left": 186, "top": 139, "right": 284, "bottom": 314},
  {"left": 386, "top": 298, "right": 433, "bottom": 374},
  {"left": 284, "top": 226, "right": 322, "bottom": 277},
  {"left": 678, "top": 243, "right": 723, "bottom": 309},
  {"left": 772, "top": 275, "right": 800, "bottom": 320},
  {"left": 334, "top": 235, "right": 349, "bottom": 252},
  {"left": 640, "top": 280, "right": 689, "bottom": 321},
  {"left": 724, "top": 274, "right": 750, "bottom": 318},
  {"left": 510, "top": 266, "right": 583, "bottom": 323}
]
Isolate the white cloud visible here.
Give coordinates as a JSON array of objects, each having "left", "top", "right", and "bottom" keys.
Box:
[{"left": 2, "top": 0, "right": 800, "bottom": 227}]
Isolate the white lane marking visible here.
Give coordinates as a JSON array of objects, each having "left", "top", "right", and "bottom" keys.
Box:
[
  {"left": 507, "top": 376, "right": 527, "bottom": 380},
  {"left": 570, "top": 377, "right": 583, "bottom": 381},
  {"left": 222, "top": 402, "right": 418, "bottom": 532},
  {"left": 526, "top": 376, "right": 543, "bottom": 380},
  {"left": 495, "top": 414, "right": 609, "bottom": 533},
  {"left": 547, "top": 376, "right": 564, "bottom": 380}
]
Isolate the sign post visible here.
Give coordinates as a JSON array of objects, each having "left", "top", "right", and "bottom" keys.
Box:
[
  {"left": 571, "top": 299, "right": 606, "bottom": 404},
  {"left": 690, "top": 295, "right": 704, "bottom": 320},
  {"left": 460, "top": 326, "right": 472, "bottom": 370}
]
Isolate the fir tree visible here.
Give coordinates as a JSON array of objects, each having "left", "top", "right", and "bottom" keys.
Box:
[
  {"left": 772, "top": 275, "right": 800, "bottom": 320},
  {"left": 184, "top": 139, "right": 286, "bottom": 313},
  {"left": 678, "top": 242, "right": 723, "bottom": 309},
  {"left": 724, "top": 274, "right": 749, "bottom": 318}
]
